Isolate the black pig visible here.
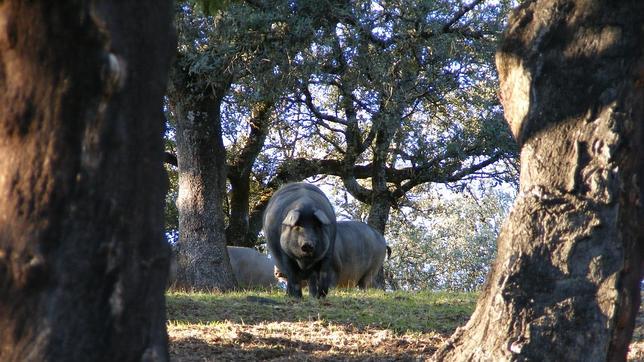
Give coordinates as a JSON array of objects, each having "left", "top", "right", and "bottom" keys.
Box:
[
  {"left": 263, "top": 183, "right": 337, "bottom": 298},
  {"left": 274, "top": 221, "right": 390, "bottom": 290}
]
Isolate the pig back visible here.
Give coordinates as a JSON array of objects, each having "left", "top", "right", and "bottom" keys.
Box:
[
  {"left": 227, "top": 246, "right": 278, "bottom": 288},
  {"left": 333, "top": 221, "right": 387, "bottom": 288}
]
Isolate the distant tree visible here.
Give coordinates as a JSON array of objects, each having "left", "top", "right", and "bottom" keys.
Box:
[
  {"left": 167, "top": 5, "right": 237, "bottom": 290},
  {"left": 434, "top": 0, "right": 643, "bottom": 360},
  {"left": 243, "top": 0, "right": 518, "bottom": 287},
  {"left": 166, "top": 2, "right": 311, "bottom": 288},
  {"left": 225, "top": 101, "right": 272, "bottom": 247},
  {"left": 0, "top": 0, "right": 174, "bottom": 359}
]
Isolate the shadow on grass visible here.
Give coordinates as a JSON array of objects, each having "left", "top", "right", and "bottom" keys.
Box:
[
  {"left": 169, "top": 334, "right": 431, "bottom": 362},
  {"left": 166, "top": 290, "right": 477, "bottom": 334},
  {"left": 169, "top": 336, "right": 330, "bottom": 361}
]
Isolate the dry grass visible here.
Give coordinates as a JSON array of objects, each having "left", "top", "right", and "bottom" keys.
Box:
[
  {"left": 168, "top": 321, "right": 444, "bottom": 361},
  {"left": 167, "top": 289, "right": 643, "bottom": 361}
]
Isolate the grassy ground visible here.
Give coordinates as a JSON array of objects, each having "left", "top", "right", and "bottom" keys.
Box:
[{"left": 167, "top": 289, "right": 644, "bottom": 361}]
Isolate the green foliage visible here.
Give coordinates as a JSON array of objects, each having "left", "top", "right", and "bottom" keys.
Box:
[
  {"left": 323, "top": 175, "right": 515, "bottom": 292},
  {"left": 173, "top": 0, "right": 518, "bottom": 187},
  {"left": 164, "top": 164, "right": 179, "bottom": 242},
  {"left": 384, "top": 187, "right": 514, "bottom": 291},
  {"left": 183, "top": 0, "right": 233, "bottom": 16},
  {"left": 164, "top": 114, "right": 179, "bottom": 242},
  {"left": 167, "top": 289, "right": 477, "bottom": 334}
]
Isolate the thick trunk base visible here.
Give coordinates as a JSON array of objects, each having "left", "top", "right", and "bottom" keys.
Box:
[{"left": 434, "top": 1, "right": 644, "bottom": 360}]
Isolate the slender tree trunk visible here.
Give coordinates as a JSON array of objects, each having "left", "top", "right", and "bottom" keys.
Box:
[
  {"left": 366, "top": 156, "right": 391, "bottom": 290},
  {"left": 168, "top": 68, "right": 237, "bottom": 291},
  {"left": 0, "top": 1, "right": 174, "bottom": 360},
  {"left": 226, "top": 174, "right": 253, "bottom": 247},
  {"left": 434, "top": 1, "right": 643, "bottom": 360},
  {"left": 368, "top": 195, "right": 390, "bottom": 290},
  {"left": 246, "top": 207, "right": 265, "bottom": 248},
  {"left": 367, "top": 196, "right": 391, "bottom": 234},
  {"left": 226, "top": 101, "right": 271, "bottom": 248},
  {"left": 367, "top": 111, "right": 403, "bottom": 289}
]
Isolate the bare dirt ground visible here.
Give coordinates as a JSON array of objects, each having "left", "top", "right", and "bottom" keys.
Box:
[
  {"left": 169, "top": 321, "right": 443, "bottom": 361},
  {"left": 168, "top": 292, "right": 644, "bottom": 361}
]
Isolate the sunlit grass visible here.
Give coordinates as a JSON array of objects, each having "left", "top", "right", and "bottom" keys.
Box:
[
  {"left": 166, "top": 288, "right": 643, "bottom": 361},
  {"left": 166, "top": 288, "right": 477, "bottom": 334}
]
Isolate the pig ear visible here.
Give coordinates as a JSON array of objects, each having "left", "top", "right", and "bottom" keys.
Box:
[
  {"left": 314, "top": 209, "right": 331, "bottom": 225},
  {"left": 282, "top": 210, "right": 300, "bottom": 227}
]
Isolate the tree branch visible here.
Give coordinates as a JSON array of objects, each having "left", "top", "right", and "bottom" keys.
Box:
[
  {"left": 442, "top": 0, "right": 484, "bottom": 32},
  {"left": 301, "top": 84, "right": 348, "bottom": 125},
  {"left": 228, "top": 101, "right": 272, "bottom": 180}
]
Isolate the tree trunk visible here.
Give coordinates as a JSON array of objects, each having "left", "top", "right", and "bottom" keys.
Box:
[
  {"left": 368, "top": 192, "right": 391, "bottom": 290},
  {"left": 0, "top": 1, "right": 174, "bottom": 360},
  {"left": 367, "top": 196, "right": 391, "bottom": 235},
  {"left": 226, "top": 173, "right": 254, "bottom": 247},
  {"left": 168, "top": 67, "right": 237, "bottom": 291},
  {"left": 226, "top": 101, "right": 271, "bottom": 248},
  {"left": 433, "top": 1, "right": 643, "bottom": 361},
  {"left": 367, "top": 150, "right": 391, "bottom": 290},
  {"left": 367, "top": 113, "right": 401, "bottom": 289}
]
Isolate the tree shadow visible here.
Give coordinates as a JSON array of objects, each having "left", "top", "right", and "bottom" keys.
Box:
[
  {"left": 498, "top": 2, "right": 642, "bottom": 146},
  {"left": 169, "top": 336, "right": 330, "bottom": 361},
  {"left": 169, "top": 334, "right": 431, "bottom": 361}
]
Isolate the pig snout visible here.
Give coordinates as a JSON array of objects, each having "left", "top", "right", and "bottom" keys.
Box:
[{"left": 301, "top": 242, "right": 315, "bottom": 254}]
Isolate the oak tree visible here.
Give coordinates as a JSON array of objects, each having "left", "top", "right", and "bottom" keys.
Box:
[
  {"left": 0, "top": 0, "right": 175, "bottom": 359},
  {"left": 434, "top": 0, "right": 643, "bottom": 360}
]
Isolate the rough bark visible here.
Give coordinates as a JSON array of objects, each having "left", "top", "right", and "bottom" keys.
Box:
[
  {"left": 433, "top": 1, "right": 643, "bottom": 361},
  {"left": 167, "top": 67, "right": 237, "bottom": 291},
  {"left": 0, "top": 1, "right": 174, "bottom": 360}
]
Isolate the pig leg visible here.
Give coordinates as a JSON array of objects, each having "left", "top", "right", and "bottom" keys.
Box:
[
  {"left": 281, "top": 258, "right": 303, "bottom": 298},
  {"left": 357, "top": 272, "right": 375, "bottom": 290},
  {"left": 316, "top": 270, "right": 331, "bottom": 298},
  {"left": 314, "top": 257, "right": 335, "bottom": 297},
  {"left": 307, "top": 274, "right": 318, "bottom": 297},
  {"left": 286, "top": 279, "right": 303, "bottom": 298}
]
